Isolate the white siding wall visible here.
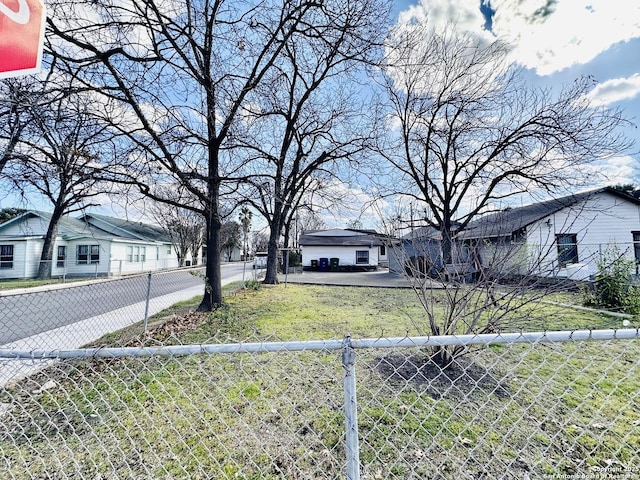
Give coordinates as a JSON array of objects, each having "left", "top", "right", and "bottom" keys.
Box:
[
  {"left": 0, "top": 240, "right": 28, "bottom": 279},
  {"left": 525, "top": 192, "right": 640, "bottom": 279},
  {"left": 302, "top": 245, "right": 379, "bottom": 268},
  {"left": 23, "top": 239, "right": 43, "bottom": 278},
  {"left": 1, "top": 216, "right": 48, "bottom": 236},
  {"left": 158, "top": 243, "right": 180, "bottom": 269},
  {"left": 107, "top": 242, "right": 180, "bottom": 275},
  {"left": 61, "top": 240, "right": 111, "bottom": 277}
]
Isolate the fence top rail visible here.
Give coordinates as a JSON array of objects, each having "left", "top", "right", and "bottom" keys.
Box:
[{"left": 0, "top": 328, "right": 638, "bottom": 360}]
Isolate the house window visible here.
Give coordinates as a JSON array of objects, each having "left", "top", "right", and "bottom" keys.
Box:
[
  {"left": 77, "top": 245, "right": 100, "bottom": 264},
  {"left": 57, "top": 246, "right": 66, "bottom": 268},
  {"left": 380, "top": 245, "right": 386, "bottom": 256},
  {"left": 90, "top": 245, "right": 100, "bottom": 264},
  {"left": 0, "top": 245, "right": 13, "bottom": 269},
  {"left": 356, "top": 250, "right": 369, "bottom": 265},
  {"left": 556, "top": 234, "right": 578, "bottom": 267},
  {"left": 633, "top": 232, "right": 640, "bottom": 263},
  {"left": 127, "top": 245, "right": 146, "bottom": 263}
]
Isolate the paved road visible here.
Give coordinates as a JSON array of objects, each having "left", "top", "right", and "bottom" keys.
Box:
[
  {"left": 0, "top": 263, "right": 248, "bottom": 345},
  {"left": 0, "top": 262, "right": 252, "bottom": 386}
]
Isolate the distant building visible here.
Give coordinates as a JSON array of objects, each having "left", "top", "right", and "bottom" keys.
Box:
[
  {"left": 0, "top": 211, "right": 183, "bottom": 279},
  {"left": 299, "top": 229, "right": 388, "bottom": 271}
]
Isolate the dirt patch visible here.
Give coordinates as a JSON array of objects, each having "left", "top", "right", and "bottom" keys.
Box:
[{"left": 372, "top": 352, "right": 511, "bottom": 400}]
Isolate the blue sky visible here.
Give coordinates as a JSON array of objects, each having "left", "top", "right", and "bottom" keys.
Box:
[
  {"left": 391, "top": 0, "right": 640, "bottom": 185},
  {"left": 3, "top": 0, "right": 640, "bottom": 230}
]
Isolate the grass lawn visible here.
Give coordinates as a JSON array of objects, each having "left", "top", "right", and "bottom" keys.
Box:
[
  {"left": 1, "top": 284, "right": 639, "bottom": 479},
  {"left": 0, "top": 277, "right": 93, "bottom": 291}
]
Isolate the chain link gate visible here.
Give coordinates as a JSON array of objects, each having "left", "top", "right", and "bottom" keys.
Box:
[{"left": 1, "top": 329, "right": 640, "bottom": 479}]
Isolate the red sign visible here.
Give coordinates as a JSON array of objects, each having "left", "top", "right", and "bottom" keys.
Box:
[{"left": 0, "top": 0, "right": 46, "bottom": 79}]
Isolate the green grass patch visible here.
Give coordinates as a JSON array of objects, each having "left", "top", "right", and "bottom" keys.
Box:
[
  {"left": 2, "top": 284, "right": 639, "bottom": 478},
  {"left": 0, "top": 277, "right": 93, "bottom": 290}
]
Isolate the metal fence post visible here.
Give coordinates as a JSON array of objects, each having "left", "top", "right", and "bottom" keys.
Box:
[
  {"left": 342, "top": 335, "right": 360, "bottom": 480},
  {"left": 143, "top": 272, "right": 153, "bottom": 333}
]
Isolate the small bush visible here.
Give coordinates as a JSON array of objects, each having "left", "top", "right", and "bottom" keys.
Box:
[
  {"left": 585, "top": 244, "right": 640, "bottom": 314},
  {"left": 243, "top": 279, "right": 262, "bottom": 291}
]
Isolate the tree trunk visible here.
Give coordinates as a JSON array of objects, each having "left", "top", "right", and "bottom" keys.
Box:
[
  {"left": 264, "top": 201, "right": 284, "bottom": 284},
  {"left": 198, "top": 211, "right": 223, "bottom": 310},
  {"left": 37, "top": 206, "right": 64, "bottom": 279},
  {"left": 263, "top": 225, "right": 280, "bottom": 284},
  {"left": 431, "top": 346, "right": 454, "bottom": 370},
  {"left": 441, "top": 225, "right": 453, "bottom": 266},
  {"left": 198, "top": 137, "right": 223, "bottom": 310}
]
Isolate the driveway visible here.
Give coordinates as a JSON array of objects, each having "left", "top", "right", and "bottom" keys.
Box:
[{"left": 279, "top": 268, "right": 414, "bottom": 288}]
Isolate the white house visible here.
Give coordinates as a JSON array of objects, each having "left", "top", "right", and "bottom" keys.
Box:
[
  {"left": 0, "top": 211, "right": 182, "bottom": 279},
  {"left": 457, "top": 187, "right": 640, "bottom": 280},
  {"left": 299, "top": 229, "right": 388, "bottom": 271}
]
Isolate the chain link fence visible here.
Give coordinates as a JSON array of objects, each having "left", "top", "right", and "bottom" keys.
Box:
[
  {"left": 0, "top": 268, "right": 215, "bottom": 386},
  {"left": 1, "top": 329, "right": 639, "bottom": 479}
]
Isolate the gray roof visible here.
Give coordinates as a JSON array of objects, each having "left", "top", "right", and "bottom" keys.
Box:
[
  {"left": 80, "top": 213, "right": 171, "bottom": 243},
  {"left": 0, "top": 210, "right": 171, "bottom": 243},
  {"left": 299, "top": 229, "right": 383, "bottom": 247},
  {"left": 458, "top": 187, "right": 640, "bottom": 239},
  {"left": 0, "top": 211, "right": 101, "bottom": 238}
]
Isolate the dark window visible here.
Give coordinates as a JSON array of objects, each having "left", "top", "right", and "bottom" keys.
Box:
[
  {"left": 633, "top": 232, "right": 640, "bottom": 263},
  {"left": 90, "top": 245, "right": 100, "bottom": 264},
  {"left": 57, "top": 246, "right": 66, "bottom": 268},
  {"left": 380, "top": 245, "right": 386, "bottom": 256},
  {"left": 556, "top": 234, "right": 578, "bottom": 266},
  {"left": 77, "top": 245, "right": 100, "bottom": 264},
  {"left": 356, "top": 250, "right": 369, "bottom": 264},
  {"left": 77, "top": 245, "right": 88, "bottom": 264},
  {"left": 0, "top": 245, "right": 13, "bottom": 269}
]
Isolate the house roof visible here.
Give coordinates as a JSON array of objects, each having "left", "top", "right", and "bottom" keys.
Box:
[
  {"left": 400, "top": 225, "right": 444, "bottom": 241},
  {"left": 299, "top": 229, "right": 384, "bottom": 247},
  {"left": 80, "top": 213, "right": 171, "bottom": 243},
  {"left": 0, "top": 210, "right": 171, "bottom": 244},
  {"left": 0, "top": 211, "right": 102, "bottom": 239},
  {"left": 458, "top": 187, "right": 640, "bottom": 240}
]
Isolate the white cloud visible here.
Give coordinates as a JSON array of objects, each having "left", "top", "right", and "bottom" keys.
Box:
[
  {"left": 312, "top": 181, "right": 389, "bottom": 230},
  {"left": 590, "top": 155, "right": 639, "bottom": 186},
  {"left": 491, "top": 0, "right": 640, "bottom": 75},
  {"left": 399, "top": 0, "right": 640, "bottom": 76},
  {"left": 397, "top": 0, "right": 487, "bottom": 33},
  {"left": 586, "top": 74, "right": 640, "bottom": 106}
]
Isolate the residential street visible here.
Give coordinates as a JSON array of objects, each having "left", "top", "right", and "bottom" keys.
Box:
[
  {"left": 0, "top": 262, "right": 250, "bottom": 346},
  {"left": 0, "top": 262, "right": 253, "bottom": 386}
]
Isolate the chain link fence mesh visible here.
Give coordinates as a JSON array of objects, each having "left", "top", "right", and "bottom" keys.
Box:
[{"left": 1, "top": 330, "right": 639, "bottom": 479}]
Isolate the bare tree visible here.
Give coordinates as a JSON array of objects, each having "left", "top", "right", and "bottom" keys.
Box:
[
  {"left": 48, "top": 0, "right": 366, "bottom": 309},
  {"left": 379, "top": 24, "right": 632, "bottom": 266},
  {"left": 47, "top": 0, "right": 331, "bottom": 310},
  {"left": 150, "top": 201, "right": 204, "bottom": 267},
  {"left": 378, "top": 23, "right": 633, "bottom": 367},
  {"left": 220, "top": 221, "right": 241, "bottom": 262},
  {"left": 0, "top": 83, "right": 28, "bottom": 175},
  {"left": 231, "top": 0, "right": 389, "bottom": 284},
  {"left": 252, "top": 232, "right": 270, "bottom": 254},
  {"left": 2, "top": 82, "right": 114, "bottom": 279},
  {"left": 283, "top": 207, "right": 326, "bottom": 250}
]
